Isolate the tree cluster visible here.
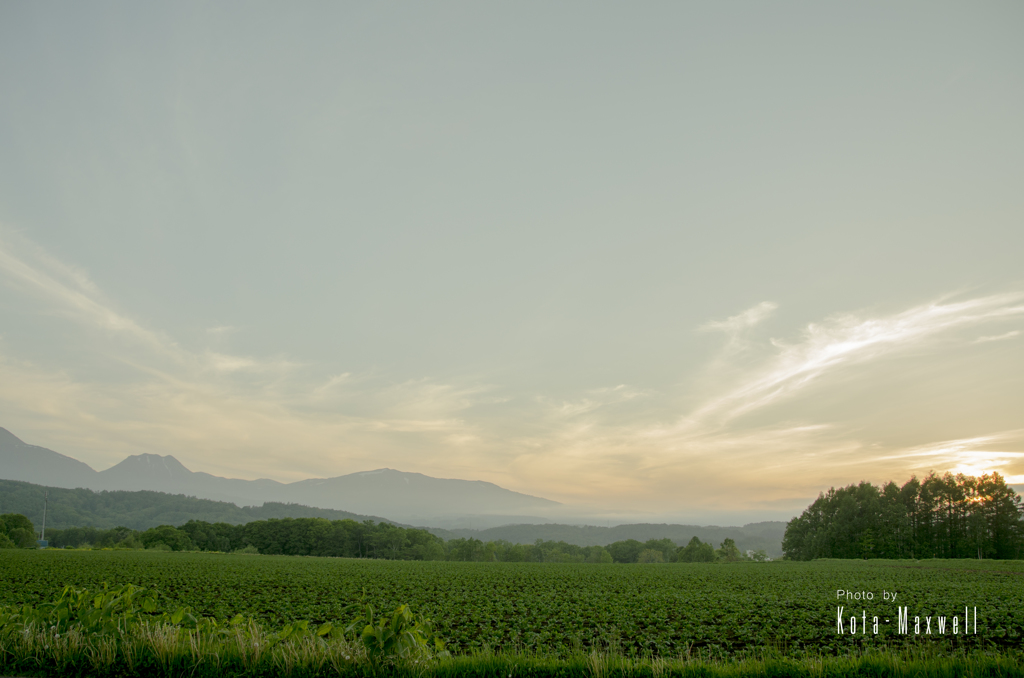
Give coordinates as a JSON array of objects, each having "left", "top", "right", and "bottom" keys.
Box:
[
  {"left": 782, "top": 472, "right": 1024, "bottom": 560},
  {"left": 50, "top": 518, "right": 446, "bottom": 560},
  {"left": 42, "top": 525, "right": 143, "bottom": 550},
  {"left": 43, "top": 516, "right": 766, "bottom": 563},
  {"left": 0, "top": 513, "right": 37, "bottom": 548}
]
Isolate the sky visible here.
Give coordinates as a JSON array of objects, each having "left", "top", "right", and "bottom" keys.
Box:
[{"left": 1, "top": 2, "right": 1022, "bottom": 523}]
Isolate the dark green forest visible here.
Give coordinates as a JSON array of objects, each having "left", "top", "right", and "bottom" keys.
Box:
[
  {"left": 0, "top": 479, "right": 393, "bottom": 530},
  {"left": 782, "top": 471, "right": 1024, "bottom": 560},
  {"left": 34, "top": 517, "right": 758, "bottom": 563}
]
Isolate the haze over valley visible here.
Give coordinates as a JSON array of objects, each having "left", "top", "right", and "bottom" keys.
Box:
[{"left": 1, "top": 426, "right": 788, "bottom": 556}]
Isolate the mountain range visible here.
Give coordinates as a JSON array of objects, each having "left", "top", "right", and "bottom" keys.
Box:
[
  {"left": 0, "top": 427, "right": 793, "bottom": 555},
  {"left": 1, "top": 477, "right": 788, "bottom": 557},
  {"left": 0, "top": 427, "right": 558, "bottom": 526}
]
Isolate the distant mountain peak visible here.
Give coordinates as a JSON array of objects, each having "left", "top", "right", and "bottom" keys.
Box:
[
  {"left": 353, "top": 468, "right": 395, "bottom": 476},
  {"left": 104, "top": 453, "right": 192, "bottom": 475},
  {"left": 0, "top": 427, "right": 97, "bottom": 488},
  {"left": 1, "top": 426, "right": 561, "bottom": 523},
  {"left": 0, "top": 426, "right": 23, "bottom": 444}
]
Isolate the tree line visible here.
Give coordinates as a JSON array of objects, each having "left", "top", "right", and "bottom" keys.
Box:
[
  {"left": 782, "top": 472, "right": 1024, "bottom": 560},
  {"left": 37, "top": 516, "right": 766, "bottom": 562}
]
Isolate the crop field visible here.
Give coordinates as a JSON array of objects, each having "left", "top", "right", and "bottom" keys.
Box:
[{"left": 1, "top": 550, "right": 1022, "bottom": 658}]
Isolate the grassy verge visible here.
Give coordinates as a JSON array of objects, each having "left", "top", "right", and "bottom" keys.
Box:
[{"left": 2, "top": 626, "right": 1022, "bottom": 678}]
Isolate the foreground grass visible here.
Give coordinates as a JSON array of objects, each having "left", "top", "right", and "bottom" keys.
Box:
[{"left": 1, "top": 626, "right": 1022, "bottom": 678}]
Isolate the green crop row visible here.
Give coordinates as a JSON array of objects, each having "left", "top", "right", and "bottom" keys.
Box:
[{"left": 1, "top": 550, "right": 1021, "bottom": 659}]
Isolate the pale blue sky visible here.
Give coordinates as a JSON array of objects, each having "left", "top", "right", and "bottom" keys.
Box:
[{"left": 1, "top": 2, "right": 1022, "bottom": 521}]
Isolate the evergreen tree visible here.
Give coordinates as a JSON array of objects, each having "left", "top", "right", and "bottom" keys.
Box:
[{"left": 783, "top": 472, "right": 1023, "bottom": 560}]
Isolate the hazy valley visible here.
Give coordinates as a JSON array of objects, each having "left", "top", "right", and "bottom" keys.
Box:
[{"left": 0, "top": 426, "right": 787, "bottom": 556}]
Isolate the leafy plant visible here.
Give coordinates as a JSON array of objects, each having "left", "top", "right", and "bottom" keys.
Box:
[
  {"left": 342, "top": 590, "right": 446, "bottom": 665},
  {"left": 0, "top": 583, "right": 216, "bottom": 639}
]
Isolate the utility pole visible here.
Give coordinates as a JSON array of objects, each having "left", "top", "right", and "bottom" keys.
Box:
[{"left": 41, "top": 490, "right": 47, "bottom": 542}]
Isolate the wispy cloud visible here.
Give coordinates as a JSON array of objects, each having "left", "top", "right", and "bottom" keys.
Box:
[
  {"left": 0, "top": 230, "right": 308, "bottom": 381},
  {"left": 1, "top": 227, "right": 1022, "bottom": 511},
  {"left": 201, "top": 351, "right": 300, "bottom": 375},
  {"left": 699, "top": 301, "right": 777, "bottom": 354},
  {"left": 0, "top": 340, "right": 486, "bottom": 481},
  {"left": 973, "top": 330, "right": 1020, "bottom": 344},
  {"left": 686, "top": 293, "right": 1024, "bottom": 428},
  {"left": 537, "top": 384, "right": 648, "bottom": 420},
  {"left": 700, "top": 301, "right": 778, "bottom": 334},
  {"left": 311, "top": 373, "right": 353, "bottom": 397},
  {"left": 0, "top": 231, "right": 186, "bottom": 363},
  {"left": 506, "top": 293, "right": 1024, "bottom": 508},
  {"left": 0, "top": 230, "right": 489, "bottom": 478}
]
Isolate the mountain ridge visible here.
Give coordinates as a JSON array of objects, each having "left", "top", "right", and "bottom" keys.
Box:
[
  {"left": 0, "top": 478, "right": 404, "bottom": 531},
  {"left": 0, "top": 477, "right": 787, "bottom": 556},
  {"left": 0, "top": 427, "right": 558, "bottom": 524}
]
